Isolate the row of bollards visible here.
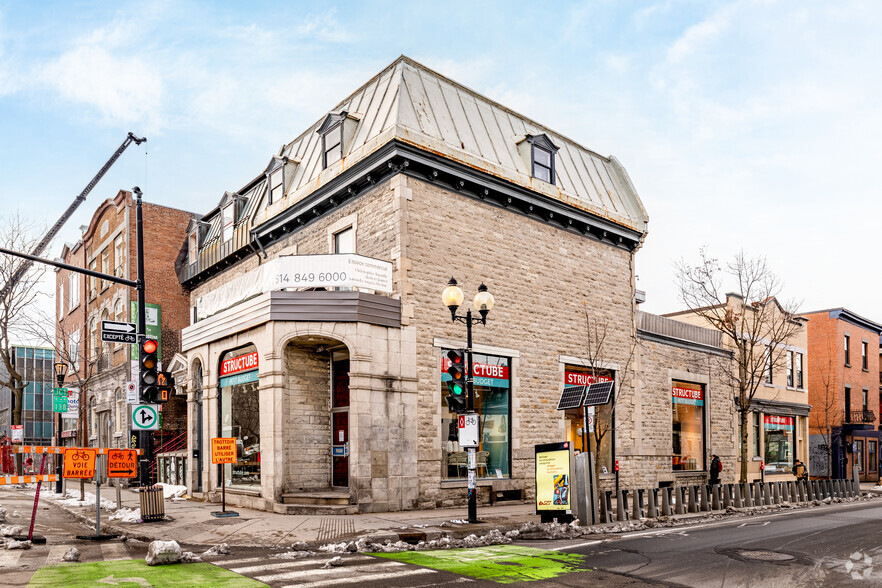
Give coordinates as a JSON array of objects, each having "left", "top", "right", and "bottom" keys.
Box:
[{"left": 598, "top": 477, "right": 861, "bottom": 523}]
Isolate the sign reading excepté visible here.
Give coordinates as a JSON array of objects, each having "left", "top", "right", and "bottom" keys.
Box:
[{"left": 131, "top": 404, "right": 160, "bottom": 431}]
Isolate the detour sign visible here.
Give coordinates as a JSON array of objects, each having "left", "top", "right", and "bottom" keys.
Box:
[
  {"left": 107, "top": 449, "right": 138, "bottom": 478},
  {"left": 211, "top": 437, "right": 237, "bottom": 464},
  {"left": 63, "top": 447, "right": 98, "bottom": 479}
]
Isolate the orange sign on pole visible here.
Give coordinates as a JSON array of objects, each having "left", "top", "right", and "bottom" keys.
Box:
[
  {"left": 107, "top": 449, "right": 138, "bottom": 478},
  {"left": 63, "top": 448, "right": 98, "bottom": 479},
  {"left": 211, "top": 437, "right": 237, "bottom": 464}
]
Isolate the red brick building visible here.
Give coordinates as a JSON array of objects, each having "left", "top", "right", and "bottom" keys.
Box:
[
  {"left": 804, "top": 308, "right": 882, "bottom": 482},
  {"left": 55, "top": 190, "right": 194, "bottom": 482}
]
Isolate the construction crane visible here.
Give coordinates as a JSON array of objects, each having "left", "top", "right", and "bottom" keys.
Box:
[{"left": 0, "top": 132, "right": 146, "bottom": 300}]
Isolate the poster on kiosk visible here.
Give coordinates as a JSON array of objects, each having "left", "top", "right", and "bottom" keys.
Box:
[{"left": 534, "top": 441, "right": 574, "bottom": 518}]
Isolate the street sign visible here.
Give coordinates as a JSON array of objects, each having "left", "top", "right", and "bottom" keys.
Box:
[
  {"left": 125, "top": 381, "right": 138, "bottom": 404},
  {"left": 101, "top": 320, "right": 137, "bottom": 344},
  {"left": 131, "top": 404, "right": 160, "bottom": 431},
  {"left": 211, "top": 437, "right": 237, "bottom": 464},
  {"left": 52, "top": 388, "right": 68, "bottom": 413},
  {"left": 107, "top": 449, "right": 138, "bottom": 478},
  {"left": 63, "top": 391, "right": 79, "bottom": 419},
  {"left": 11, "top": 425, "right": 22, "bottom": 442},
  {"left": 63, "top": 447, "right": 97, "bottom": 479},
  {"left": 458, "top": 413, "right": 479, "bottom": 448}
]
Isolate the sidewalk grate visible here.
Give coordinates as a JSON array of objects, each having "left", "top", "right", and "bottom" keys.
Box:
[{"left": 317, "top": 517, "right": 355, "bottom": 542}]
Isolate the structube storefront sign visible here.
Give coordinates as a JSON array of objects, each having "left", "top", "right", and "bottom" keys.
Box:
[
  {"left": 534, "top": 442, "right": 573, "bottom": 514},
  {"left": 764, "top": 415, "right": 794, "bottom": 430},
  {"left": 442, "top": 357, "right": 510, "bottom": 388},
  {"left": 564, "top": 371, "right": 612, "bottom": 387},
  {"left": 219, "top": 351, "right": 259, "bottom": 387},
  {"left": 672, "top": 382, "right": 704, "bottom": 406},
  {"left": 195, "top": 254, "right": 394, "bottom": 320}
]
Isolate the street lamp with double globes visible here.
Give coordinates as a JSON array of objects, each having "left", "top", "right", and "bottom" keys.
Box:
[
  {"left": 53, "top": 361, "right": 68, "bottom": 493},
  {"left": 441, "top": 277, "right": 495, "bottom": 523}
]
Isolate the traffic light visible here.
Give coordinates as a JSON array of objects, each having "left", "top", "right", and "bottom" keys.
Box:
[
  {"left": 140, "top": 338, "right": 159, "bottom": 402},
  {"left": 445, "top": 349, "right": 467, "bottom": 413},
  {"left": 155, "top": 371, "right": 174, "bottom": 403}
]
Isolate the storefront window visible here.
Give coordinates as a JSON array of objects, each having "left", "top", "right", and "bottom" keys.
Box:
[
  {"left": 763, "top": 415, "right": 794, "bottom": 474},
  {"left": 672, "top": 381, "right": 704, "bottom": 471},
  {"left": 869, "top": 440, "right": 877, "bottom": 473},
  {"left": 563, "top": 366, "right": 614, "bottom": 475},
  {"left": 441, "top": 351, "right": 510, "bottom": 480},
  {"left": 219, "top": 346, "right": 260, "bottom": 488}
]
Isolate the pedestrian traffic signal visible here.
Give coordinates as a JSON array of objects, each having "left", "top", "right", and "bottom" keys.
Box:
[
  {"left": 155, "top": 370, "right": 174, "bottom": 403},
  {"left": 445, "top": 349, "right": 467, "bottom": 413},
  {"left": 140, "top": 338, "right": 159, "bottom": 402}
]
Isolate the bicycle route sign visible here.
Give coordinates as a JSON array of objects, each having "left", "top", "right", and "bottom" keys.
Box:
[
  {"left": 63, "top": 447, "right": 97, "bottom": 479},
  {"left": 107, "top": 449, "right": 138, "bottom": 478},
  {"left": 131, "top": 404, "right": 160, "bottom": 431}
]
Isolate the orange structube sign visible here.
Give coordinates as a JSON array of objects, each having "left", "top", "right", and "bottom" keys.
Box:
[
  {"left": 63, "top": 447, "right": 98, "bottom": 479},
  {"left": 211, "top": 437, "right": 237, "bottom": 464},
  {"left": 107, "top": 449, "right": 138, "bottom": 478}
]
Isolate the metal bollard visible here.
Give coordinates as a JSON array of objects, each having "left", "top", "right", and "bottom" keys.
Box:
[
  {"left": 675, "top": 486, "right": 686, "bottom": 515},
  {"left": 700, "top": 485, "right": 710, "bottom": 512},
  {"left": 764, "top": 482, "right": 773, "bottom": 506},
  {"left": 688, "top": 485, "right": 699, "bottom": 513},
  {"left": 743, "top": 483, "right": 754, "bottom": 507},
  {"left": 754, "top": 482, "right": 763, "bottom": 506},
  {"left": 783, "top": 480, "right": 793, "bottom": 502},
  {"left": 734, "top": 483, "right": 743, "bottom": 508},
  {"left": 632, "top": 489, "right": 644, "bottom": 520},
  {"left": 773, "top": 482, "right": 782, "bottom": 505},
  {"left": 602, "top": 490, "right": 614, "bottom": 523},
  {"left": 647, "top": 488, "right": 659, "bottom": 519},
  {"left": 661, "top": 487, "right": 672, "bottom": 517},
  {"left": 616, "top": 490, "right": 629, "bottom": 521},
  {"left": 722, "top": 484, "right": 732, "bottom": 509},
  {"left": 806, "top": 479, "right": 815, "bottom": 501},
  {"left": 827, "top": 479, "right": 834, "bottom": 498}
]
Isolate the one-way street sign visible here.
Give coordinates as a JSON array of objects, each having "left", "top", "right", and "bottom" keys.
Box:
[{"left": 101, "top": 320, "right": 137, "bottom": 344}]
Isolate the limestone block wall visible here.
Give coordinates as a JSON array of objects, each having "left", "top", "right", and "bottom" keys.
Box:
[
  {"left": 630, "top": 336, "right": 736, "bottom": 489},
  {"left": 284, "top": 342, "right": 332, "bottom": 491},
  {"left": 403, "top": 175, "right": 637, "bottom": 507}
]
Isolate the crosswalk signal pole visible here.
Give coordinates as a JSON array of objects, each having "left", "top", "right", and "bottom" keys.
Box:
[{"left": 133, "top": 187, "right": 151, "bottom": 487}]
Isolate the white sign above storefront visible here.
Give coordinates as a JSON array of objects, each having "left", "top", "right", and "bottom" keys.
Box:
[{"left": 195, "top": 254, "right": 394, "bottom": 320}]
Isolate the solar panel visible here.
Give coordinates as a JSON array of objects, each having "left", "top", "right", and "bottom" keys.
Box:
[
  {"left": 557, "top": 384, "right": 586, "bottom": 410},
  {"left": 583, "top": 380, "right": 614, "bottom": 406}
]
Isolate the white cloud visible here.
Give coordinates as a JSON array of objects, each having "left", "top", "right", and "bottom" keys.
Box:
[{"left": 40, "top": 45, "right": 165, "bottom": 130}]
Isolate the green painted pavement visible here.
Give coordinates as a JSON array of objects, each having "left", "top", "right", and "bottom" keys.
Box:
[
  {"left": 372, "top": 544, "right": 589, "bottom": 584},
  {"left": 28, "top": 560, "right": 266, "bottom": 587}
]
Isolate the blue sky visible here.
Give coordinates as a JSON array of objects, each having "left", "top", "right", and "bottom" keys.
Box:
[{"left": 2, "top": 1, "right": 882, "bottom": 321}]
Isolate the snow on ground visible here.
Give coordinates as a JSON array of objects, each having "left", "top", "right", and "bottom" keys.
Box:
[
  {"left": 109, "top": 507, "right": 142, "bottom": 523},
  {"left": 154, "top": 483, "right": 187, "bottom": 499},
  {"left": 44, "top": 489, "right": 117, "bottom": 511}
]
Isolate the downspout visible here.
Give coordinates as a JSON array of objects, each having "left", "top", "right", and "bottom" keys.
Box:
[{"left": 250, "top": 229, "right": 268, "bottom": 263}]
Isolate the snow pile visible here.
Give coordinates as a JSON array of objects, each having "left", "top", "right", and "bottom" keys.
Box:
[
  {"left": 203, "top": 543, "right": 231, "bottom": 556},
  {"left": 1, "top": 525, "right": 23, "bottom": 537},
  {"left": 321, "top": 528, "right": 514, "bottom": 554},
  {"left": 271, "top": 550, "right": 315, "bottom": 559},
  {"left": 323, "top": 556, "right": 344, "bottom": 568},
  {"left": 155, "top": 483, "right": 187, "bottom": 499},
  {"left": 181, "top": 551, "right": 202, "bottom": 563},
  {"left": 46, "top": 490, "right": 117, "bottom": 511},
  {"left": 109, "top": 507, "right": 142, "bottom": 523},
  {"left": 63, "top": 547, "right": 81, "bottom": 562},
  {"left": 0, "top": 506, "right": 7, "bottom": 523},
  {"left": 146, "top": 540, "right": 182, "bottom": 566}
]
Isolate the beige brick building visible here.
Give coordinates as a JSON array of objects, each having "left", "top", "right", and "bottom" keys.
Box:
[{"left": 178, "top": 56, "right": 653, "bottom": 513}]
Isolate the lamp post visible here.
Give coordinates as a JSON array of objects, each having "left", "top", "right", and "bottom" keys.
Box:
[
  {"left": 442, "top": 277, "right": 495, "bottom": 523},
  {"left": 53, "top": 362, "right": 68, "bottom": 493}
]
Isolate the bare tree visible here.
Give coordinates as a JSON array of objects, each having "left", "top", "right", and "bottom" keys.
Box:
[
  {"left": 809, "top": 339, "right": 838, "bottom": 478},
  {"left": 675, "top": 249, "right": 802, "bottom": 483},
  {"left": 0, "top": 213, "right": 46, "bottom": 430},
  {"left": 581, "top": 311, "right": 637, "bottom": 483}
]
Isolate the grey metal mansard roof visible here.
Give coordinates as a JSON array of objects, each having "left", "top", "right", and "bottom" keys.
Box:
[{"left": 185, "top": 56, "right": 649, "bottom": 284}]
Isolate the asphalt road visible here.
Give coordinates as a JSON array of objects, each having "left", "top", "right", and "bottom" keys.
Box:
[{"left": 548, "top": 500, "right": 882, "bottom": 587}]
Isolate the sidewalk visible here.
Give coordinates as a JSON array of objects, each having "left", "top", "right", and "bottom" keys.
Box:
[{"left": 43, "top": 485, "right": 542, "bottom": 549}]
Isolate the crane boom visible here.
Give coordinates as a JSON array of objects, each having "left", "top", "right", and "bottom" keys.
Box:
[{"left": 0, "top": 132, "right": 146, "bottom": 299}]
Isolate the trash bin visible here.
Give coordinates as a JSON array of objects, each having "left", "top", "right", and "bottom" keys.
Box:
[{"left": 139, "top": 485, "right": 165, "bottom": 522}]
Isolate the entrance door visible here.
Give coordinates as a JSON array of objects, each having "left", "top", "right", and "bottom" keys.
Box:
[
  {"left": 331, "top": 359, "right": 350, "bottom": 487},
  {"left": 195, "top": 390, "right": 203, "bottom": 492},
  {"left": 856, "top": 439, "right": 865, "bottom": 481}
]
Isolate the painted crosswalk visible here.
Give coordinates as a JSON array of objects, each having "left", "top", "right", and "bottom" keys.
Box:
[{"left": 207, "top": 553, "right": 438, "bottom": 587}]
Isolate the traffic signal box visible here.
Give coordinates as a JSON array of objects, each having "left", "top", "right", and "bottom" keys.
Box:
[
  {"left": 140, "top": 338, "right": 164, "bottom": 403},
  {"left": 445, "top": 349, "right": 467, "bottom": 413}
]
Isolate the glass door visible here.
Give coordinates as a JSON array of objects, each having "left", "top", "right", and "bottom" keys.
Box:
[{"left": 331, "top": 359, "right": 349, "bottom": 487}]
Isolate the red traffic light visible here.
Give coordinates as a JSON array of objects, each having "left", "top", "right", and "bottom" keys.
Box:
[{"left": 142, "top": 339, "right": 158, "bottom": 354}]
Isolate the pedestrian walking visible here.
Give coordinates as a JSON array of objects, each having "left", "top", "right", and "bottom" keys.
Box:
[
  {"left": 709, "top": 454, "right": 722, "bottom": 485},
  {"left": 793, "top": 459, "right": 808, "bottom": 482}
]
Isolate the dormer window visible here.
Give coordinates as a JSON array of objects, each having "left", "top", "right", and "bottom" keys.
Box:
[
  {"left": 222, "top": 202, "right": 234, "bottom": 242},
  {"left": 322, "top": 123, "right": 343, "bottom": 168},
  {"left": 269, "top": 167, "right": 284, "bottom": 203},
  {"left": 523, "top": 134, "right": 559, "bottom": 185},
  {"left": 188, "top": 231, "right": 199, "bottom": 264}
]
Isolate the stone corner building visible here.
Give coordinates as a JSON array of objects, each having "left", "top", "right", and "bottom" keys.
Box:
[{"left": 178, "top": 56, "right": 650, "bottom": 513}]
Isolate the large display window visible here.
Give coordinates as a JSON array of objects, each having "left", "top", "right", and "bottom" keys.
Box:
[
  {"left": 218, "top": 346, "right": 261, "bottom": 488},
  {"left": 563, "top": 367, "right": 614, "bottom": 474},
  {"left": 441, "top": 351, "right": 510, "bottom": 480},
  {"left": 763, "top": 415, "right": 794, "bottom": 474},
  {"left": 672, "top": 381, "right": 705, "bottom": 471}
]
